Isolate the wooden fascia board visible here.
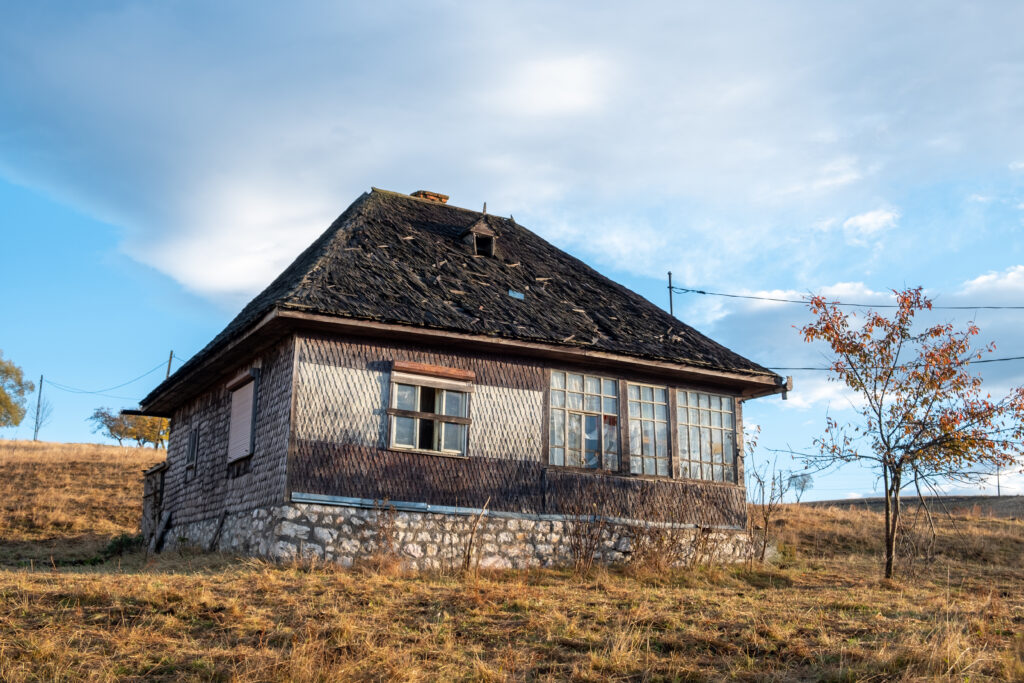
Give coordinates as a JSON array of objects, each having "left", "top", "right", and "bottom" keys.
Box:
[{"left": 277, "top": 309, "right": 787, "bottom": 397}]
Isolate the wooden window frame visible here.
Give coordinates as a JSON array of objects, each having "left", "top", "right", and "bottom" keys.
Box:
[
  {"left": 548, "top": 370, "right": 621, "bottom": 472},
  {"left": 226, "top": 368, "right": 260, "bottom": 464},
  {"left": 676, "top": 390, "right": 738, "bottom": 483},
  {"left": 626, "top": 382, "right": 671, "bottom": 477},
  {"left": 387, "top": 369, "right": 472, "bottom": 458},
  {"left": 185, "top": 426, "right": 199, "bottom": 480}
]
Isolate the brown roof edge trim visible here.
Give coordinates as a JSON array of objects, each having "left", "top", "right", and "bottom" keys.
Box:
[
  {"left": 392, "top": 360, "right": 476, "bottom": 382},
  {"left": 277, "top": 310, "right": 784, "bottom": 393}
]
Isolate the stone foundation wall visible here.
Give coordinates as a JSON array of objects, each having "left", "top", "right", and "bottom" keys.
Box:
[{"left": 163, "top": 502, "right": 751, "bottom": 570}]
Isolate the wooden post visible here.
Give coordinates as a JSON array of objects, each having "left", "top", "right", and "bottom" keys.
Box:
[
  {"left": 32, "top": 375, "right": 43, "bottom": 441},
  {"left": 166, "top": 350, "right": 174, "bottom": 379},
  {"left": 667, "top": 272, "right": 674, "bottom": 316}
]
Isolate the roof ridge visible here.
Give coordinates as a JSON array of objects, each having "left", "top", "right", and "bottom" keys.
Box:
[{"left": 369, "top": 186, "right": 505, "bottom": 219}]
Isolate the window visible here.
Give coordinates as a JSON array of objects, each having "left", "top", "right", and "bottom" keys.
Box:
[
  {"left": 549, "top": 371, "right": 619, "bottom": 470},
  {"left": 185, "top": 427, "right": 199, "bottom": 478},
  {"left": 677, "top": 392, "right": 736, "bottom": 482},
  {"left": 627, "top": 384, "right": 669, "bottom": 476},
  {"left": 388, "top": 372, "right": 471, "bottom": 456},
  {"left": 474, "top": 233, "right": 494, "bottom": 257},
  {"left": 227, "top": 371, "right": 258, "bottom": 463}
]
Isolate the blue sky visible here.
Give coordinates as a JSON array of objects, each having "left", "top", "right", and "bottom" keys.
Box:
[{"left": 2, "top": 1, "right": 1024, "bottom": 499}]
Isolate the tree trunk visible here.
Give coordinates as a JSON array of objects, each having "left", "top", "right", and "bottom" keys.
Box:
[{"left": 884, "top": 470, "right": 901, "bottom": 579}]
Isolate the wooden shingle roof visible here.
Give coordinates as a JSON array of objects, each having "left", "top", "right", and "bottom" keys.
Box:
[{"left": 142, "top": 188, "right": 778, "bottom": 410}]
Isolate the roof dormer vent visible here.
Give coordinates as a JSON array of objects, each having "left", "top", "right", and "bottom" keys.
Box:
[
  {"left": 461, "top": 217, "right": 498, "bottom": 257},
  {"left": 411, "top": 190, "right": 449, "bottom": 204}
]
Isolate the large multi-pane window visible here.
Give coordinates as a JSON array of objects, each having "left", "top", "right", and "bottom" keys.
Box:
[
  {"left": 627, "top": 384, "right": 669, "bottom": 476},
  {"left": 549, "top": 371, "right": 620, "bottom": 470},
  {"left": 389, "top": 380, "right": 470, "bottom": 455},
  {"left": 677, "top": 392, "right": 736, "bottom": 482}
]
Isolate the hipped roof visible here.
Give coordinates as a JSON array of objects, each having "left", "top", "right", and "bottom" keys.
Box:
[{"left": 142, "top": 188, "right": 779, "bottom": 411}]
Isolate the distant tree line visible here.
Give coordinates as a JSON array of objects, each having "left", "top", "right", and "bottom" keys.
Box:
[{"left": 89, "top": 408, "right": 168, "bottom": 449}]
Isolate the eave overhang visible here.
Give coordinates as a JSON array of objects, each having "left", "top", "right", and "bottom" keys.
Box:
[{"left": 139, "top": 307, "right": 791, "bottom": 417}]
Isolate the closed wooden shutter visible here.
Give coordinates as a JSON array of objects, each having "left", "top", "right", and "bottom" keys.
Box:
[{"left": 227, "top": 380, "right": 254, "bottom": 462}]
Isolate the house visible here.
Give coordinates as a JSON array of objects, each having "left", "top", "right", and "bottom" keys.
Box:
[{"left": 137, "top": 188, "right": 791, "bottom": 569}]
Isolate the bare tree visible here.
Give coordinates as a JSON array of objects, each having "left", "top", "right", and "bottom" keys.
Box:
[
  {"left": 788, "top": 473, "right": 813, "bottom": 503},
  {"left": 30, "top": 395, "right": 53, "bottom": 441}
]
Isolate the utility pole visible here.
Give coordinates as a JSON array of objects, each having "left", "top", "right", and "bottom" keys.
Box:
[
  {"left": 166, "top": 350, "right": 174, "bottom": 379},
  {"left": 996, "top": 466, "right": 1001, "bottom": 497},
  {"left": 667, "top": 271, "right": 674, "bottom": 316},
  {"left": 32, "top": 375, "right": 43, "bottom": 441}
]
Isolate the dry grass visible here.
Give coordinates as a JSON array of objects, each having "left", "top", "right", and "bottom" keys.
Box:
[
  {"left": 0, "top": 440, "right": 163, "bottom": 564},
  {"left": 0, "top": 441, "right": 1021, "bottom": 681}
]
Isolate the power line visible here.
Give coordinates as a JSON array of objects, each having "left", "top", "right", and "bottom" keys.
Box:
[
  {"left": 43, "top": 359, "right": 168, "bottom": 396},
  {"left": 769, "top": 354, "right": 1024, "bottom": 371},
  {"left": 671, "top": 286, "right": 1024, "bottom": 310}
]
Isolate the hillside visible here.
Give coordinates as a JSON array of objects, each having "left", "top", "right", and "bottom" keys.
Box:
[
  {"left": 0, "top": 440, "right": 1021, "bottom": 680},
  {"left": 808, "top": 494, "right": 1024, "bottom": 519}
]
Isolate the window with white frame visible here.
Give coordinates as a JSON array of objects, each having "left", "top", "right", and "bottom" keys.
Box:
[
  {"left": 549, "top": 371, "right": 620, "bottom": 470},
  {"left": 627, "top": 383, "right": 669, "bottom": 476},
  {"left": 677, "top": 391, "right": 736, "bottom": 482},
  {"left": 388, "top": 372, "right": 471, "bottom": 456}
]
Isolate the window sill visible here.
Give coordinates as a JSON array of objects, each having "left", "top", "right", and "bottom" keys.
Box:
[{"left": 386, "top": 446, "right": 469, "bottom": 460}]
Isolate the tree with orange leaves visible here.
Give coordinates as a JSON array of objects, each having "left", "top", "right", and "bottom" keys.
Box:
[{"left": 801, "top": 287, "right": 1024, "bottom": 578}]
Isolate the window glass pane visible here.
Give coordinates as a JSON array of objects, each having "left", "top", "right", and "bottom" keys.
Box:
[
  {"left": 628, "top": 384, "right": 640, "bottom": 400},
  {"left": 655, "top": 423, "right": 667, "bottom": 459},
  {"left": 654, "top": 404, "right": 667, "bottom": 421},
  {"left": 711, "top": 411, "right": 722, "bottom": 428},
  {"left": 723, "top": 412, "right": 733, "bottom": 428},
  {"left": 585, "top": 395, "right": 601, "bottom": 412},
  {"left": 689, "top": 461, "right": 702, "bottom": 479},
  {"left": 630, "top": 456, "right": 641, "bottom": 474},
  {"left": 699, "top": 394, "right": 710, "bottom": 409},
  {"left": 642, "top": 421, "right": 655, "bottom": 456},
  {"left": 550, "top": 409, "right": 565, "bottom": 447},
  {"left": 443, "top": 423, "right": 466, "bottom": 453},
  {"left": 585, "top": 451, "right": 600, "bottom": 468},
  {"left": 644, "top": 457, "right": 656, "bottom": 475},
  {"left": 419, "top": 386, "right": 437, "bottom": 413},
  {"left": 700, "top": 428, "right": 712, "bottom": 461},
  {"left": 700, "top": 410, "right": 710, "bottom": 426},
  {"left": 641, "top": 385, "right": 653, "bottom": 401},
  {"left": 603, "top": 416, "right": 618, "bottom": 454},
  {"left": 568, "top": 413, "right": 582, "bottom": 450},
  {"left": 656, "top": 458, "right": 669, "bottom": 477},
  {"left": 723, "top": 431, "right": 734, "bottom": 464},
  {"left": 628, "top": 401, "right": 640, "bottom": 418},
  {"left": 629, "top": 420, "right": 642, "bottom": 455},
  {"left": 689, "top": 408, "right": 699, "bottom": 424},
  {"left": 641, "top": 402, "right": 653, "bottom": 419},
  {"left": 567, "top": 449, "right": 582, "bottom": 468},
  {"left": 585, "top": 376, "right": 601, "bottom": 394},
  {"left": 603, "top": 397, "right": 617, "bottom": 415},
  {"left": 568, "top": 392, "right": 583, "bottom": 410},
  {"left": 551, "top": 390, "right": 565, "bottom": 408},
  {"left": 443, "top": 390, "right": 466, "bottom": 417},
  {"left": 722, "top": 397, "right": 733, "bottom": 412},
  {"left": 725, "top": 466, "right": 735, "bottom": 483},
  {"left": 654, "top": 387, "right": 666, "bottom": 403},
  {"left": 395, "top": 384, "right": 417, "bottom": 411},
  {"left": 677, "top": 391, "right": 687, "bottom": 408},
  {"left": 567, "top": 373, "right": 584, "bottom": 392},
  {"left": 687, "top": 391, "right": 697, "bottom": 407},
  {"left": 713, "top": 465, "right": 724, "bottom": 482},
  {"left": 711, "top": 395, "right": 721, "bottom": 411},
  {"left": 550, "top": 447, "right": 565, "bottom": 466},
  {"left": 584, "top": 415, "right": 600, "bottom": 454},
  {"left": 604, "top": 451, "right": 619, "bottom": 471},
  {"left": 711, "top": 429, "right": 723, "bottom": 462},
  {"left": 678, "top": 427, "right": 689, "bottom": 460},
  {"left": 603, "top": 379, "right": 617, "bottom": 396},
  {"left": 394, "top": 417, "right": 415, "bottom": 447},
  {"left": 551, "top": 371, "right": 565, "bottom": 389},
  {"left": 689, "top": 427, "right": 700, "bottom": 460}
]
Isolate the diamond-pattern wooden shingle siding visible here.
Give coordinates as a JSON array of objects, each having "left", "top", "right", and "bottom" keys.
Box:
[
  {"left": 287, "top": 335, "right": 748, "bottom": 529},
  {"left": 162, "top": 338, "right": 294, "bottom": 526}
]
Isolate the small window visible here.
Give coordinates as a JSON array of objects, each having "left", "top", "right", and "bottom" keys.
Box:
[
  {"left": 474, "top": 233, "right": 494, "bottom": 257},
  {"left": 227, "top": 372, "right": 258, "bottom": 463},
  {"left": 627, "top": 383, "right": 669, "bottom": 477},
  {"left": 185, "top": 427, "right": 199, "bottom": 477},
  {"left": 677, "top": 391, "right": 736, "bottom": 482},
  {"left": 388, "top": 373, "right": 471, "bottom": 456},
  {"left": 549, "top": 371, "right": 619, "bottom": 471}
]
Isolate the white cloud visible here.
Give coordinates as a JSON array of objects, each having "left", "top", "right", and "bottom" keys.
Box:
[
  {"left": 845, "top": 492, "right": 864, "bottom": 499},
  {"left": 967, "top": 193, "right": 993, "bottom": 203},
  {"left": 1010, "top": 161, "right": 1024, "bottom": 171},
  {"left": 959, "top": 264, "right": 1024, "bottom": 296},
  {"left": 488, "top": 55, "right": 611, "bottom": 117},
  {"left": 842, "top": 209, "right": 900, "bottom": 244}
]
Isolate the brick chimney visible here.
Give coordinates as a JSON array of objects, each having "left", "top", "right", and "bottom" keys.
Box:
[{"left": 411, "top": 190, "right": 449, "bottom": 204}]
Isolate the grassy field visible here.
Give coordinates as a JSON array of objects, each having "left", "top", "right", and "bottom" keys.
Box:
[{"left": 0, "top": 440, "right": 1022, "bottom": 681}]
